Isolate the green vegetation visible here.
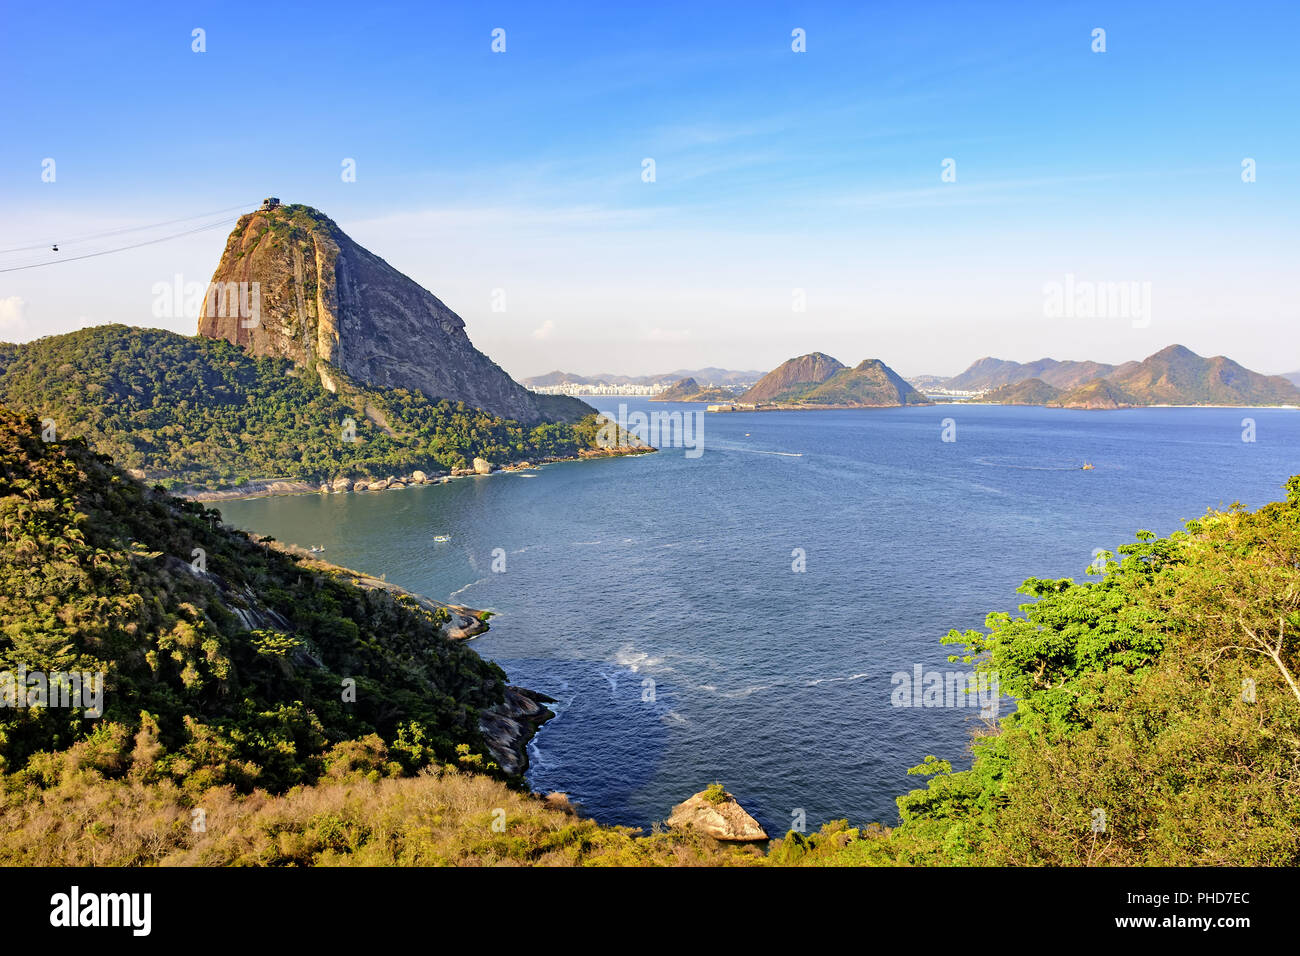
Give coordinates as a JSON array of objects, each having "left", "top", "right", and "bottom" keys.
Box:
[
  {"left": 702, "top": 782, "right": 727, "bottom": 805},
  {"left": 2, "top": 401, "right": 1297, "bottom": 866},
  {"left": 801, "top": 359, "right": 929, "bottom": 406},
  {"left": 982, "top": 378, "right": 1063, "bottom": 405},
  {"left": 0, "top": 406, "right": 509, "bottom": 801},
  {"left": 775, "top": 475, "right": 1300, "bottom": 865},
  {"left": 0, "top": 326, "right": 612, "bottom": 490}
]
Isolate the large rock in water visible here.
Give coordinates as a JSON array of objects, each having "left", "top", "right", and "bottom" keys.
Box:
[
  {"left": 197, "top": 200, "right": 592, "bottom": 425},
  {"left": 668, "top": 787, "right": 769, "bottom": 841}
]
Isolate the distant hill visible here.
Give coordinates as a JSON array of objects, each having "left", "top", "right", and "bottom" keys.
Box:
[
  {"left": 739, "top": 353, "right": 845, "bottom": 402},
  {"left": 1051, "top": 345, "right": 1300, "bottom": 407},
  {"left": 1279, "top": 370, "right": 1300, "bottom": 387},
  {"left": 1049, "top": 379, "right": 1138, "bottom": 409},
  {"left": 658, "top": 367, "right": 765, "bottom": 386},
  {"left": 802, "top": 360, "right": 930, "bottom": 405},
  {"left": 650, "top": 377, "right": 734, "bottom": 402},
  {"left": 946, "top": 356, "right": 1117, "bottom": 391},
  {"left": 982, "top": 378, "right": 1063, "bottom": 405},
  {"left": 905, "top": 374, "right": 952, "bottom": 392},
  {"left": 524, "top": 367, "right": 764, "bottom": 387},
  {"left": 739, "top": 353, "right": 927, "bottom": 406}
]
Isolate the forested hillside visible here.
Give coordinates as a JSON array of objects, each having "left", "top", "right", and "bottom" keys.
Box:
[
  {"left": 0, "top": 326, "right": 609, "bottom": 490},
  {"left": 0, "top": 405, "right": 509, "bottom": 792}
]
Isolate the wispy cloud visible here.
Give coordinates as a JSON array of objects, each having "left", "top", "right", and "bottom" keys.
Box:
[{"left": 0, "top": 296, "right": 26, "bottom": 325}]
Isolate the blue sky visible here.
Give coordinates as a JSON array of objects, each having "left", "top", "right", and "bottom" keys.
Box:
[{"left": 2, "top": 0, "right": 1297, "bottom": 377}]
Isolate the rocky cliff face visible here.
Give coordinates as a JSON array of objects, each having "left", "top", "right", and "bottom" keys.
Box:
[{"left": 198, "top": 202, "right": 591, "bottom": 424}]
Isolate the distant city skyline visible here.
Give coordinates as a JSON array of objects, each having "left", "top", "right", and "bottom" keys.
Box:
[{"left": 2, "top": 1, "right": 1297, "bottom": 379}]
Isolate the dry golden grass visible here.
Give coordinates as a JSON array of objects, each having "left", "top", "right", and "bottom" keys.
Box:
[{"left": 0, "top": 760, "right": 765, "bottom": 867}]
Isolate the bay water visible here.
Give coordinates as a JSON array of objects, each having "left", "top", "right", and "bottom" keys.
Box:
[{"left": 219, "top": 402, "right": 1300, "bottom": 835}]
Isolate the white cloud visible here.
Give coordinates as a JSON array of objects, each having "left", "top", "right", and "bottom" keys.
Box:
[
  {"left": 0, "top": 296, "right": 26, "bottom": 325},
  {"left": 532, "top": 319, "right": 556, "bottom": 340}
]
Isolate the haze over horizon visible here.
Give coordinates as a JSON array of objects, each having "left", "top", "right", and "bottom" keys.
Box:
[{"left": 2, "top": 1, "right": 1297, "bottom": 380}]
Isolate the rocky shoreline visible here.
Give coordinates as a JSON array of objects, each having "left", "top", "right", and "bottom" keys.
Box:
[
  {"left": 479, "top": 686, "right": 557, "bottom": 776},
  {"left": 274, "top": 543, "right": 553, "bottom": 775},
  {"left": 179, "top": 445, "right": 654, "bottom": 502}
]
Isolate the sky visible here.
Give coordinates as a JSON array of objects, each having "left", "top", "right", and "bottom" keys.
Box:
[{"left": 1, "top": 0, "right": 1297, "bottom": 379}]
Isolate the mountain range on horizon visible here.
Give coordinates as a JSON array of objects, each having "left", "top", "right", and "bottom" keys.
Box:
[
  {"left": 555, "top": 347, "right": 1300, "bottom": 409},
  {"left": 930, "top": 344, "right": 1300, "bottom": 407},
  {"left": 523, "top": 367, "right": 765, "bottom": 388},
  {"left": 525, "top": 355, "right": 1300, "bottom": 398}
]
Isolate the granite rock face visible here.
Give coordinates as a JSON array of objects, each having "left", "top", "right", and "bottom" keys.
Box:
[
  {"left": 667, "top": 787, "right": 769, "bottom": 841},
  {"left": 478, "top": 686, "right": 557, "bottom": 776},
  {"left": 198, "top": 201, "right": 591, "bottom": 424}
]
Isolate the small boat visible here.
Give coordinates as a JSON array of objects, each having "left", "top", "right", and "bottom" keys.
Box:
[
  {"left": 433, "top": 535, "right": 451, "bottom": 543},
  {"left": 1081, "top": 462, "right": 1095, "bottom": 471}
]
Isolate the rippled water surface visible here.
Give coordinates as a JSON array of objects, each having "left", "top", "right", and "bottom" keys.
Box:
[{"left": 220, "top": 402, "right": 1300, "bottom": 833}]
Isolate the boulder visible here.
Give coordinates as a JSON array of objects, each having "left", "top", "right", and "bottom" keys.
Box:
[
  {"left": 332, "top": 476, "right": 353, "bottom": 492},
  {"left": 369, "top": 478, "right": 390, "bottom": 491},
  {"left": 667, "top": 787, "right": 769, "bottom": 841},
  {"left": 411, "top": 470, "right": 427, "bottom": 483},
  {"left": 353, "top": 480, "right": 369, "bottom": 492},
  {"left": 473, "top": 457, "right": 493, "bottom": 475}
]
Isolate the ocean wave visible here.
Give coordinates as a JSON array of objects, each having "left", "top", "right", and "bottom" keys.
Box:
[
  {"left": 447, "top": 577, "right": 489, "bottom": 600},
  {"left": 806, "top": 672, "right": 871, "bottom": 686},
  {"left": 612, "top": 645, "right": 663, "bottom": 672}
]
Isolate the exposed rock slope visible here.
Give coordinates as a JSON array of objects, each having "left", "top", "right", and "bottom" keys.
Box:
[
  {"left": 198, "top": 201, "right": 589, "bottom": 423},
  {"left": 740, "top": 352, "right": 845, "bottom": 403}
]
